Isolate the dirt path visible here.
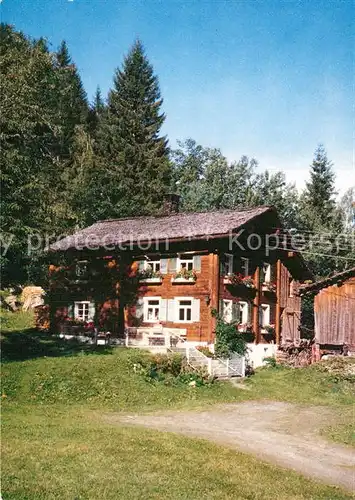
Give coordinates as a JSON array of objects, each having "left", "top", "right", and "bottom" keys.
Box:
[{"left": 106, "top": 401, "right": 355, "bottom": 491}]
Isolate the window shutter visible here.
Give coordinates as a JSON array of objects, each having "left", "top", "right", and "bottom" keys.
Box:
[
  {"left": 160, "top": 258, "right": 168, "bottom": 274},
  {"left": 193, "top": 255, "right": 201, "bottom": 272},
  {"left": 220, "top": 258, "right": 225, "bottom": 275},
  {"left": 260, "top": 265, "right": 265, "bottom": 284},
  {"left": 219, "top": 299, "right": 224, "bottom": 317},
  {"left": 232, "top": 302, "right": 239, "bottom": 322},
  {"left": 265, "top": 305, "right": 270, "bottom": 325},
  {"left": 192, "top": 298, "right": 200, "bottom": 322},
  {"left": 135, "top": 297, "right": 144, "bottom": 319},
  {"left": 68, "top": 304, "right": 73, "bottom": 318},
  {"left": 247, "top": 302, "right": 252, "bottom": 323},
  {"left": 167, "top": 299, "right": 176, "bottom": 322},
  {"left": 168, "top": 258, "right": 177, "bottom": 273},
  {"left": 88, "top": 302, "right": 95, "bottom": 321},
  {"left": 159, "top": 299, "right": 167, "bottom": 321},
  {"left": 138, "top": 261, "right": 145, "bottom": 271}
]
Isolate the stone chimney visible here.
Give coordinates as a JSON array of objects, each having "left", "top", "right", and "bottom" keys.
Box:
[{"left": 162, "top": 193, "right": 180, "bottom": 215}]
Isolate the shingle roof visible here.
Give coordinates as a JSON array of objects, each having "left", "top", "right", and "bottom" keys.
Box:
[
  {"left": 299, "top": 267, "right": 355, "bottom": 295},
  {"left": 49, "top": 206, "right": 275, "bottom": 252}
]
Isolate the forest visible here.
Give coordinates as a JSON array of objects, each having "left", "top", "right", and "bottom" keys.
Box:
[{"left": 1, "top": 23, "right": 354, "bottom": 287}]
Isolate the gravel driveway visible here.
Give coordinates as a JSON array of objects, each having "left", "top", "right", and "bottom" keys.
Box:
[{"left": 109, "top": 401, "right": 355, "bottom": 491}]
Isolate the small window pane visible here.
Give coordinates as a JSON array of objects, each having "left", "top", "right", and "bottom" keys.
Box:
[
  {"left": 178, "top": 255, "right": 194, "bottom": 271},
  {"left": 241, "top": 258, "right": 249, "bottom": 276}
]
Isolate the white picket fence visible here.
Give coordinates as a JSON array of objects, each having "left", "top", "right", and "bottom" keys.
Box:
[{"left": 125, "top": 327, "right": 245, "bottom": 378}]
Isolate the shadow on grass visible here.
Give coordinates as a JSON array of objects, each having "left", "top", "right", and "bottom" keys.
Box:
[{"left": 1, "top": 329, "right": 114, "bottom": 362}]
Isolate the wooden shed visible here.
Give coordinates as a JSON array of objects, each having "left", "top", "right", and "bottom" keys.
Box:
[{"left": 299, "top": 267, "right": 355, "bottom": 359}]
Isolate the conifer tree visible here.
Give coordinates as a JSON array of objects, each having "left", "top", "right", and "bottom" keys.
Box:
[
  {"left": 299, "top": 145, "right": 341, "bottom": 278},
  {"left": 0, "top": 26, "right": 88, "bottom": 284},
  {"left": 93, "top": 86, "right": 105, "bottom": 114},
  {"left": 91, "top": 40, "right": 171, "bottom": 220},
  {"left": 0, "top": 24, "right": 61, "bottom": 284},
  {"left": 55, "top": 40, "right": 88, "bottom": 150},
  {"left": 88, "top": 86, "right": 105, "bottom": 134},
  {"left": 300, "top": 145, "right": 336, "bottom": 230}
]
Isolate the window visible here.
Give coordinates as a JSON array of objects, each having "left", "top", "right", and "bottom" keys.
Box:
[
  {"left": 177, "top": 254, "right": 194, "bottom": 271},
  {"left": 238, "top": 301, "right": 249, "bottom": 324},
  {"left": 240, "top": 257, "right": 249, "bottom": 277},
  {"left": 177, "top": 298, "right": 193, "bottom": 322},
  {"left": 143, "top": 297, "right": 161, "bottom": 322},
  {"left": 75, "top": 261, "right": 88, "bottom": 277},
  {"left": 262, "top": 263, "right": 271, "bottom": 283},
  {"left": 259, "top": 303, "right": 270, "bottom": 327},
  {"left": 144, "top": 260, "right": 161, "bottom": 273},
  {"left": 289, "top": 278, "right": 294, "bottom": 297},
  {"left": 222, "top": 299, "right": 233, "bottom": 323},
  {"left": 74, "top": 301, "right": 90, "bottom": 321},
  {"left": 224, "top": 254, "right": 234, "bottom": 275}
]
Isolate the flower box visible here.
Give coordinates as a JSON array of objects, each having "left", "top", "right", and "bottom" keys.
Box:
[
  {"left": 224, "top": 274, "right": 255, "bottom": 288},
  {"left": 262, "top": 282, "right": 276, "bottom": 293},
  {"left": 171, "top": 277, "right": 195, "bottom": 283},
  {"left": 172, "top": 268, "right": 197, "bottom": 283},
  {"left": 138, "top": 269, "right": 163, "bottom": 282},
  {"left": 139, "top": 277, "right": 162, "bottom": 284},
  {"left": 237, "top": 323, "right": 253, "bottom": 333},
  {"left": 261, "top": 325, "right": 276, "bottom": 335}
]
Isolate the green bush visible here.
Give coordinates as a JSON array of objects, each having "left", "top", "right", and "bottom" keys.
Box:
[
  {"left": 196, "top": 346, "right": 214, "bottom": 358},
  {"left": 178, "top": 368, "right": 211, "bottom": 387},
  {"left": 211, "top": 309, "right": 248, "bottom": 359},
  {"left": 263, "top": 356, "right": 278, "bottom": 368},
  {"left": 131, "top": 352, "right": 213, "bottom": 386},
  {"left": 214, "top": 320, "right": 248, "bottom": 358},
  {"left": 1, "top": 309, "right": 34, "bottom": 332}
]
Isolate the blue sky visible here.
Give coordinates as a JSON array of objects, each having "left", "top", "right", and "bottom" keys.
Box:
[{"left": 1, "top": 0, "right": 353, "bottom": 195}]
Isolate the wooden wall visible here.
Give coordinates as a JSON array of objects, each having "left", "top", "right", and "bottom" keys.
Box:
[
  {"left": 128, "top": 254, "right": 214, "bottom": 342},
  {"left": 50, "top": 245, "right": 305, "bottom": 344},
  {"left": 279, "top": 262, "right": 302, "bottom": 342},
  {"left": 220, "top": 266, "right": 277, "bottom": 343},
  {"left": 314, "top": 277, "right": 355, "bottom": 347}
]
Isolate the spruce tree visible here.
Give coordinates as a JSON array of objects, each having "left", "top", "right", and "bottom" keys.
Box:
[
  {"left": 299, "top": 145, "right": 341, "bottom": 278},
  {"left": 301, "top": 145, "right": 336, "bottom": 229},
  {"left": 92, "top": 40, "right": 171, "bottom": 220},
  {"left": 55, "top": 40, "right": 88, "bottom": 150},
  {"left": 88, "top": 86, "right": 105, "bottom": 134},
  {"left": 93, "top": 86, "right": 105, "bottom": 114}
]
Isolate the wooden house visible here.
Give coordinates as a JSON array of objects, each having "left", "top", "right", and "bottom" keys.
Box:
[
  {"left": 49, "top": 199, "right": 310, "bottom": 364},
  {"left": 299, "top": 267, "right": 355, "bottom": 360}
]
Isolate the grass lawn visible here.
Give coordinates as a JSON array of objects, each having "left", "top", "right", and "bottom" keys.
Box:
[{"left": 2, "top": 312, "right": 355, "bottom": 499}]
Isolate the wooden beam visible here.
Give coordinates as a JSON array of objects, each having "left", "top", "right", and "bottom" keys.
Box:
[
  {"left": 275, "top": 258, "right": 282, "bottom": 345},
  {"left": 253, "top": 266, "right": 261, "bottom": 343},
  {"left": 209, "top": 252, "right": 220, "bottom": 344}
]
